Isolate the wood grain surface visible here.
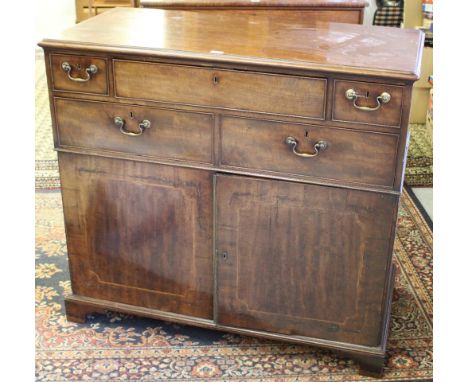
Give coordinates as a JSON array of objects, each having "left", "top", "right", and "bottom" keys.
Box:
[
  {"left": 114, "top": 60, "right": 326, "bottom": 118},
  {"left": 50, "top": 54, "right": 108, "bottom": 95},
  {"left": 138, "top": 0, "right": 369, "bottom": 9},
  {"left": 333, "top": 80, "right": 404, "bottom": 127},
  {"left": 59, "top": 153, "right": 214, "bottom": 319},
  {"left": 39, "top": 8, "right": 424, "bottom": 80},
  {"left": 215, "top": 174, "right": 397, "bottom": 347},
  {"left": 54, "top": 98, "right": 214, "bottom": 164},
  {"left": 220, "top": 116, "right": 399, "bottom": 187}
]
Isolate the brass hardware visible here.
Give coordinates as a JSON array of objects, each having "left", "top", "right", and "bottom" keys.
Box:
[
  {"left": 345, "top": 88, "right": 391, "bottom": 111},
  {"left": 114, "top": 116, "right": 151, "bottom": 137},
  {"left": 61, "top": 62, "right": 98, "bottom": 82},
  {"left": 285, "top": 136, "right": 327, "bottom": 158},
  {"left": 139, "top": 119, "right": 151, "bottom": 130}
]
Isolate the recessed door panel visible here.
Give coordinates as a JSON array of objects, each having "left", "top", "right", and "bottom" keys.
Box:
[
  {"left": 59, "top": 153, "right": 213, "bottom": 319},
  {"left": 215, "top": 174, "right": 397, "bottom": 346}
]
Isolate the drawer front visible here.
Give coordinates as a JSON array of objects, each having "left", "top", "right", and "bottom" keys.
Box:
[
  {"left": 50, "top": 54, "right": 108, "bottom": 94},
  {"left": 114, "top": 60, "right": 326, "bottom": 119},
  {"left": 54, "top": 98, "right": 214, "bottom": 164},
  {"left": 332, "top": 80, "right": 403, "bottom": 127},
  {"left": 220, "top": 116, "right": 399, "bottom": 187}
]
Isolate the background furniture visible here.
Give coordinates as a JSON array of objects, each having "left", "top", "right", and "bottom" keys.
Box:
[
  {"left": 138, "top": 0, "right": 368, "bottom": 24},
  {"left": 39, "top": 8, "right": 423, "bottom": 376},
  {"left": 75, "top": 0, "right": 137, "bottom": 22},
  {"left": 403, "top": 0, "right": 433, "bottom": 123},
  {"left": 372, "top": 3, "right": 403, "bottom": 27}
]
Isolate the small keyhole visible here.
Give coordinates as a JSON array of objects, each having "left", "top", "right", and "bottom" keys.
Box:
[
  {"left": 76, "top": 64, "right": 81, "bottom": 70},
  {"left": 213, "top": 75, "right": 219, "bottom": 85},
  {"left": 305, "top": 130, "right": 309, "bottom": 138},
  {"left": 129, "top": 111, "right": 134, "bottom": 119},
  {"left": 221, "top": 252, "right": 228, "bottom": 260}
]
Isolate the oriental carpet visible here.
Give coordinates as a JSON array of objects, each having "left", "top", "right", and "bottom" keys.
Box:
[
  {"left": 35, "top": 51, "right": 60, "bottom": 190},
  {"left": 405, "top": 124, "right": 433, "bottom": 187}
]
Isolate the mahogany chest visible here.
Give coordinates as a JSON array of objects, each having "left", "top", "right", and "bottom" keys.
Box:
[
  {"left": 138, "top": 0, "right": 368, "bottom": 24},
  {"left": 75, "top": 0, "right": 137, "bottom": 23},
  {"left": 39, "top": 8, "right": 423, "bottom": 376}
]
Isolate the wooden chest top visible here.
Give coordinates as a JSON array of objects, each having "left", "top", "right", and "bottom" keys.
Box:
[
  {"left": 40, "top": 8, "right": 423, "bottom": 81},
  {"left": 138, "top": 0, "right": 369, "bottom": 9}
]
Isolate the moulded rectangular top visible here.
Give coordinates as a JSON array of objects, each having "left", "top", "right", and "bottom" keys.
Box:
[
  {"left": 138, "top": 0, "right": 369, "bottom": 9},
  {"left": 39, "top": 8, "right": 424, "bottom": 81}
]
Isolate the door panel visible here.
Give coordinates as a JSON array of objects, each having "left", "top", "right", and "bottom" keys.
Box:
[
  {"left": 215, "top": 174, "right": 397, "bottom": 346},
  {"left": 59, "top": 153, "right": 213, "bottom": 319}
]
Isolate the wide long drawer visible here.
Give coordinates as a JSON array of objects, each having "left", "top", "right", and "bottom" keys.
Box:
[
  {"left": 54, "top": 98, "right": 214, "bottom": 164},
  {"left": 113, "top": 60, "right": 326, "bottom": 119},
  {"left": 220, "top": 116, "right": 399, "bottom": 188}
]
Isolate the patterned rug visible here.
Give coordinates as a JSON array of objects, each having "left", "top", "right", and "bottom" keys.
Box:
[
  {"left": 36, "top": 51, "right": 60, "bottom": 190},
  {"left": 405, "top": 124, "right": 433, "bottom": 187},
  {"left": 35, "top": 187, "right": 433, "bottom": 381}
]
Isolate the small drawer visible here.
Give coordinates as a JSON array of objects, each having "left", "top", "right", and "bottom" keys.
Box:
[
  {"left": 54, "top": 98, "right": 214, "bottom": 164},
  {"left": 50, "top": 54, "right": 108, "bottom": 94},
  {"left": 114, "top": 60, "right": 326, "bottom": 119},
  {"left": 332, "top": 80, "right": 403, "bottom": 128},
  {"left": 220, "top": 116, "right": 399, "bottom": 188}
]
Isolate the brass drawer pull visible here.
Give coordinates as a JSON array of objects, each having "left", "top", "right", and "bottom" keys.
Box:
[
  {"left": 114, "top": 116, "right": 151, "bottom": 137},
  {"left": 61, "top": 62, "right": 98, "bottom": 82},
  {"left": 285, "top": 137, "right": 327, "bottom": 158},
  {"left": 345, "top": 89, "right": 391, "bottom": 111}
]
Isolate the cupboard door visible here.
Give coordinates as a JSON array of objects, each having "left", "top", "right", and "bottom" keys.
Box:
[
  {"left": 215, "top": 175, "right": 397, "bottom": 346},
  {"left": 59, "top": 153, "right": 213, "bottom": 319}
]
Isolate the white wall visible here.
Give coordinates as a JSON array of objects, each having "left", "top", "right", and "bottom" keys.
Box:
[
  {"left": 364, "top": 0, "right": 378, "bottom": 25},
  {"left": 35, "top": 0, "right": 75, "bottom": 44}
]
